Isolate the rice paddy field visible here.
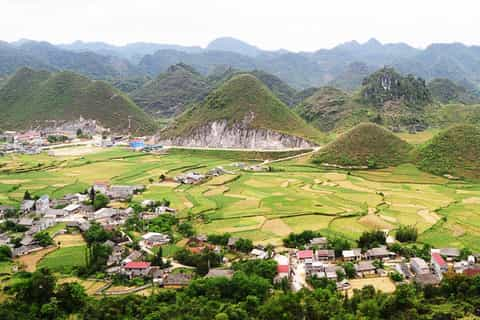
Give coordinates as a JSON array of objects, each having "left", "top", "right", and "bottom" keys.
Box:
[{"left": 1, "top": 146, "right": 480, "bottom": 251}]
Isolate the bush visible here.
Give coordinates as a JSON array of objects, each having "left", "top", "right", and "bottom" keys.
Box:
[
  {"left": 396, "top": 225, "right": 418, "bottom": 243},
  {"left": 357, "top": 230, "right": 386, "bottom": 250},
  {"left": 283, "top": 230, "right": 321, "bottom": 248},
  {"left": 93, "top": 194, "right": 109, "bottom": 210}
]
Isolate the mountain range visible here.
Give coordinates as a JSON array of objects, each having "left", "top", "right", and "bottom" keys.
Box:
[{"left": 2, "top": 37, "right": 480, "bottom": 90}]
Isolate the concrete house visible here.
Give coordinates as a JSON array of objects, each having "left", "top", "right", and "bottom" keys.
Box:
[
  {"left": 164, "top": 273, "right": 192, "bottom": 289},
  {"left": 205, "top": 268, "right": 234, "bottom": 279},
  {"left": 343, "top": 249, "right": 362, "bottom": 262},
  {"left": 355, "top": 261, "right": 376, "bottom": 277},
  {"left": 439, "top": 248, "right": 460, "bottom": 261},
  {"left": 309, "top": 237, "right": 328, "bottom": 249},
  {"left": 21, "top": 200, "right": 35, "bottom": 213},
  {"left": 93, "top": 181, "right": 110, "bottom": 194},
  {"left": 365, "top": 247, "right": 395, "bottom": 260},
  {"left": 410, "top": 257, "right": 430, "bottom": 275},
  {"left": 142, "top": 232, "right": 171, "bottom": 247},
  {"left": 35, "top": 195, "right": 50, "bottom": 213},
  {"left": 316, "top": 249, "right": 335, "bottom": 262},
  {"left": 275, "top": 264, "right": 290, "bottom": 283},
  {"left": 122, "top": 261, "right": 151, "bottom": 278},
  {"left": 431, "top": 252, "right": 448, "bottom": 277}
]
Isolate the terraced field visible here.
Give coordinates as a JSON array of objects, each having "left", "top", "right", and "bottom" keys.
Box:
[{"left": 1, "top": 146, "right": 480, "bottom": 250}]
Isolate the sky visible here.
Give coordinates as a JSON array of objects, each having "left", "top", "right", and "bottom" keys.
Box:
[{"left": 1, "top": 0, "right": 478, "bottom": 52}]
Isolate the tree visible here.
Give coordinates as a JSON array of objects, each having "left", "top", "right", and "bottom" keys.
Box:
[
  {"left": 84, "top": 223, "right": 111, "bottom": 245},
  {"left": 56, "top": 282, "right": 87, "bottom": 313},
  {"left": 89, "top": 188, "right": 96, "bottom": 202},
  {"left": 93, "top": 193, "right": 109, "bottom": 210},
  {"left": 233, "top": 260, "right": 278, "bottom": 282},
  {"left": 14, "top": 268, "right": 56, "bottom": 304},
  {"left": 0, "top": 245, "right": 12, "bottom": 262},
  {"left": 396, "top": 225, "right": 418, "bottom": 243},
  {"left": 148, "top": 177, "right": 154, "bottom": 184},
  {"left": 282, "top": 230, "right": 321, "bottom": 248},
  {"left": 390, "top": 271, "right": 404, "bottom": 282},
  {"left": 151, "top": 247, "right": 164, "bottom": 267},
  {"left": 34, "top": 231, "right": 54, "bottom": 247},
  {"left": 357, "top": 230, "right": 386, "bottom": 250},
  {"left": 178, "top": 222, "right": 195, "bottom": 237},
  {"left": 23, "top": 190, "right": 32, "bottom": 200},
  {"left": 159, "top": 174, "right": 166, "bottom": 182},
  {"left": 329, "top": 238, "right": 351, "bottom": 257},
  {"left": 76, "top": 128, "right": 83, "bottom": 137},
  {"left": 235, "top": 238, "right": 254, "bottom": 253},
  {"left": 343, "top": 262, "right": 356, "bottom": 279}
]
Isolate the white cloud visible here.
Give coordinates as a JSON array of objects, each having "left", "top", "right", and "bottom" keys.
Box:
[{"left": 0, "top": 0, "right": 478, "bottom": 51}]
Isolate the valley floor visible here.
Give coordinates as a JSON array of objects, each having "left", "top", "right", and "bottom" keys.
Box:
[{"left": 0, "top": 146, "right": 479, "bottom": 251}]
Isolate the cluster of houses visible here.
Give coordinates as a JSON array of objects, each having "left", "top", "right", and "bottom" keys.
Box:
[
  {"left": 174, "top": 167, "right": 231, "bottom": 185},
  {"left": 92, "top": 181, "right": 145, "bottom": 201},
  {"left": 0, "top": 117, "right": 107, "bottom": 154},
  {"left": 284, "top": 237, "right": 480, "bottom": 289},
  {"left": 0, "top": 179, "right": 177, "bottom": 257}
]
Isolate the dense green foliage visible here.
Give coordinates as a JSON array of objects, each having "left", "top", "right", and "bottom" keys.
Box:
[
  {"left": 92, "top": 193, "right": 109, "bottom": 210},
  {"left": 0, "top": 245, "right": 12, "bottom": 262},
  {"left": 395, "top": 225, "right": 418, "bottom": 243},
  {"left": 4, "top": 266, "right": 480, "bottom": 319},
  {"left": 160, "top": 74, "right": 321, "bottom": 142},
  {"left": 33, "top": 231, "right": 54, "bottom": 247},
  {"left": 360, "top": 67, "right": 431, "bottom": 107},
  {"left": 0, "top": 68, "right": 157, "bottom": 134},
  {"left": 428, "top": 78, "right": 480, "bottom": 104},
  {"left": 295, "top": 86, "right": 373, "bottom": 132},
  {"left": 174, "top": 248, "right": 222, "bottom": 276},
  {"left": 416, "top": 124, "right": 480, "bottom": 179},
  {"left": 283, "top": 230, "right": 322, "bottom": 248},
  {"left": 313, "top": 123, "right": 413, "bottom": 167},
  {"left": 357, "top": 230, "right": 386, "bottom": 250},
  {"left": 232, "top": 260, "right": 278, "bottom": 282}
]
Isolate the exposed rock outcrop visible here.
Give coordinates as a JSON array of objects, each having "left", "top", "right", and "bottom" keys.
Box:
[{"left": 158, "top": 120, "right": 315, "bottom": 150}]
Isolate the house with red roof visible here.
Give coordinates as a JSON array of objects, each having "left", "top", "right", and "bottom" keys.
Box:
[
  {"left": 275, "top": 264, "right": 290, "bottom": 283},
  {"left": 464, "top": 267, "right": 480, "bottom": 277},
  {"left": 122, "top": 261, "right": 151, "bottom": 278},
  {"left": 297, "top": 250, "right": 313, "bottom": 260},
  {"left": 431, "top": 253, "right": 448, "bottom": 278}
]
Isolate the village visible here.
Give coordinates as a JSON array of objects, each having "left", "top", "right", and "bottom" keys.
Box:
[
  {"left": 1, "top": 162, "right": 479, "bottom": 295},
  {"left": 0, "top": 117, "right": 164, "bottom": 155}
]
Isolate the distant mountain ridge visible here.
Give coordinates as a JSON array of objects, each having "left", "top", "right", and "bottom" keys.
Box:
[{"left": 3, "top": 37, "right": 480, "bottom": 91}]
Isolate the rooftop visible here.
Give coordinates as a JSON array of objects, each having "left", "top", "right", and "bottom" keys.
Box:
[
  {"left": 124, "top": 261, "right": 151, "bottom": 269},
  {"left": 297, "top": 250, "right": 314, "bottom": 259},
  {"left": 431, "top": 253, "right": 447, "bottom": 267}
]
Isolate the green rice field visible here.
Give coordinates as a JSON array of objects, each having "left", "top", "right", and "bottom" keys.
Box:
[{"left": 1, "top": 146, "right": 480, "bottom": 250}]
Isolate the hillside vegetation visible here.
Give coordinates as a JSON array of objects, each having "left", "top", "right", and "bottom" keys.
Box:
[
  {"left": 131, "top": 63, "right": 211, "bottom": 118},
  {"left": 313, "top": 123, "right": 413, "bottom": 168},
  {"left": 161, "top": 74, "right": 321, "bottom": 141},
  {"left": 296, "top": 87, "right": 371, "bottom": 132},
  {"left": 427, "top": 78, "right": 480, "bottom": 104},
  {"left": 0, "top": 68, "right": 157, "bottom": 134},
  {"left": 416, "top": 125, "right": 480, "bottom": 179}
]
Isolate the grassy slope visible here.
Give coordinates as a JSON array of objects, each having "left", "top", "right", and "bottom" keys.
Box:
[
  {"left": 0, "top": 68, "right": 157, "bottom": 134},
  {"left": 130, "top": 64, "right": 211, "bottom": 118},
  {"left": 313, "top": 123, "right": 413, "bottom": 167},
  {"left": 416, "top": 124, "right": 480, "bottom": 179},
  {"left": 162, "top": 74, "right": 322, "bottom": 142}
]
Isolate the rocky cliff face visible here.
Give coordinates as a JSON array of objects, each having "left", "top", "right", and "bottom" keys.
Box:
[{"left": 158, "top": 120, "right": 315, "bottom": 149}]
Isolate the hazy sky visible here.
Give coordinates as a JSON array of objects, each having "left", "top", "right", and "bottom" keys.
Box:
[{"left": 1, "top": 0, "right": 478, "bottom": 51}]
